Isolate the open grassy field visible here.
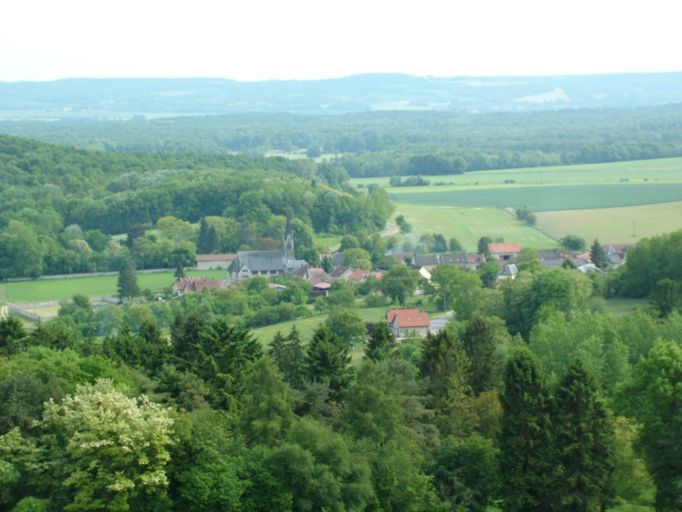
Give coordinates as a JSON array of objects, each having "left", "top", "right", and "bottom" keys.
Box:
[
  {"left": 395, "top": 204, "right": 558, "bottom": 250},
  {"left": 352, "top": 157, "right": 682, "bottom": 188},
  {"left": 537, "top": 201, "right": 682, "bottom": 243},
  {"left": 0, "top": 269, "right": 226, "bottom": 304},
  {"left": 389, "top": 182, "right": 682, "bottom": 211}
]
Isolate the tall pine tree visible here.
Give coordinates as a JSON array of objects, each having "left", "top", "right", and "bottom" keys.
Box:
[
  {"left": 117, "top": 259, "right": 140, "bottom": 300},
  {"left": 365, "top": 322, "right": 396, "bottom": 362},
  {"left": 306, "top": 324, "right": 352, "bottom": 401},
  {"left": 553, "top": 361, "right": 615, "bottom": 511},
  {"left": 462, "top": 315, "right": 498, "bottom": 394},
  {"left": 498, "top": 347, "right": 556, "bottom": 512},
  {"left": 420, "top": 329, "right": 471, "bottom": 411}
]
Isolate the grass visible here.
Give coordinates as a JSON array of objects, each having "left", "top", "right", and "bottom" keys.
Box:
[
  {"left": 537, "top": 201, "right": 682, "bottom": 243},
  {"left": 0, "top": 269, "right": 226, "bottom": 304},
  {"left": 351, "top": 156, "right": 682, "bottom": 188},
  {"left": 389, "top": 182, "right": 682, "bottom": 211},
  {"left": 603, "top": 298, "right": 648, "bottom": 316},
  {"left": 313, "top": 234, "right": 343, "bottom": 252},
  {"left": 395, "top": 204, "right": 558, "bottom": 250}
]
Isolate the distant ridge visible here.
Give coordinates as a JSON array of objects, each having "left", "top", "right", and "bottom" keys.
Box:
[{"left": 2, "top": 72, "right": 682, "bottom": 119}]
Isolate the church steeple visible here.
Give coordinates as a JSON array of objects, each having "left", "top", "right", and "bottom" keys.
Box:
[{"left": 284, "top": 222, "right": 295, "bottom": 261}]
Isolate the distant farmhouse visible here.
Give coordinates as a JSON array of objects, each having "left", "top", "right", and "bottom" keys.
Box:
[
  {"left": 487, "top": 242, "right": 521, "bottom": 261},
  {"left": 228, "top": 233, "right": 308, "bottom": 282}
]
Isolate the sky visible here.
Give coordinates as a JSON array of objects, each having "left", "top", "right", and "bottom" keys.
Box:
[{"left": 2, "top": 0, "right": 682, "bottom": 82}]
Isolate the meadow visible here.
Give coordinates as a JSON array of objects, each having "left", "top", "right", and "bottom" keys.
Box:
[
  {"left": 0, "top": 269, "right": 225, "bottom": 304},
  {"left": 537, "top": 201, "right": 682, "bottom": 243},
  {"left": 352, "top": 157, "right": 682, "bottom": 248},
  {"left": 394, "top": 204, "right": 558, "bottom": 250}
]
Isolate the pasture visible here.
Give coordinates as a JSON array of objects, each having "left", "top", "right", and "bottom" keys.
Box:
[
  {"left": 389, "top": 182, "right": 682, "bottom": 211},
  {"left": 537, "top": 201, "right": 682, "bottom": 243},
  {"left": 351, "top": 157, "right": 682, "bottom": 247},
  {"left": 395, "top": 204, "right": 558, "bottom": 250},
  {"left": 0, "top": 269, "right": 225, "bottom": 304}
]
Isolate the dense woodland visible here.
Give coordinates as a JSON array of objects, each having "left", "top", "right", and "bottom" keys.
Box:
[
  {"left": 3, "top": 104, "right": 682, "bottom": 177},
  {"left": 2, "top": 245, "right": 682, "bottom": 510},
  {"left": 0, "top": 135, "right": 392, "bottom": 278}
]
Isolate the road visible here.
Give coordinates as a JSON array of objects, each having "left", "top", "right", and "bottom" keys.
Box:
[{"left": 0, "top": 305, "right": 8, "bottom": 320}]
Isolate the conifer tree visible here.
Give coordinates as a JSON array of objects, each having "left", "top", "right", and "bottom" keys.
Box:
[
  {"left": 420, "top": 329, "right": 471, "bottom": 410},
  {"left": 554, "top": 361, "right": 615, "bottom": 511},
  {"left": 306, "top": 324, "right": 352, "bottom": 401},
  {"left": 268, "top": 331, "right": 288, "bottom": 371},
  {"left": 591, "top": 239, "right": 608, "bottom": 269},
  {"left": 285, "top": 325, "right": 306, "bottom": 389},
  {"left": 365, "top": 322, "right": 396, "bottom": 362},
  {"left": 174, "top": 261, "right": 185, "bottom": 279},
  {"left": 462, "top": 315, "right": 498, "bottom": 394},
  {"left": 498, "top": 347, "right": 556, "bottom": 512},
  {"left": 117, "top": 259, "right": 140, "bottom": 300}
]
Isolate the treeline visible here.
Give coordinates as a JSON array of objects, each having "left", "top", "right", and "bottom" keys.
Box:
[
  {"left": 3, "top": 105, "right": 682, "bottom": 176},
  {"left": 2, "top": 260, "right": 682, "bottom": 510},
  {"left": 0, "top": 135, "right": 392, "bottom": 278}
]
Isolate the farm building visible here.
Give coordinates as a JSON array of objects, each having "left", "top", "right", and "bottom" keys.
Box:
[
  {"left": 196, "top": 253, "right": 237, "bottom": 270},
  {"left": 488, "top": 242, "right": 521, "bottom": 261},
  {"left": 172, "top": 276, "right": 226, "bottom": 296},
  {"left": 387, "top": 308, "right": 430, "bottom": 339},
  {"left": 439, "top": 252, "right": 487, "bottom": 270}
]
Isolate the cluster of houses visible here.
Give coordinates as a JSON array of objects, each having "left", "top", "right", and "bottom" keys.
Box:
[{"left": 175, "top": 234, "right": 632, "bottom": 339}]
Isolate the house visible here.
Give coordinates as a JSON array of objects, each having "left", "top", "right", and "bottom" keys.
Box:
[
  {"left": 330, "top": 252, "right": 346, "bottom": 268},
  {"left": 411, "top": 254, "right": 440, "bottom": 269},
  {"left": 496, "top": 263, "right": 519, "bottom": 281},
  {"left": 228, "top": 233, "right": 307, "bottom": 282},
  {"left": 196, "top": 253, "right": 238, "bottom": 270},
  {"left": 310, "top": 281, "right": 332, "bottom": 299},
  {"left": 439, "top": 252, "right": 486, "bottom": 270},
  {"left": 537, "top": 248, "right": 570, "bottom": 269},
  {"left": 387, "top": 308, "right": 431, "bottom": 339},
  {"left": 390, "top": 252, "right": 415, "bottom": 264},
  {"left": 331, "top": 266, "right": 353, "bottom": 280},
  {"left": 172, "top": 276, "right": 226, "bottom": 296},
  {"left": 488, "top": 242, "right": 521, "bottom": 261},
  {"left": 603, "top": 244, "right": 632, "bottom": 268}
]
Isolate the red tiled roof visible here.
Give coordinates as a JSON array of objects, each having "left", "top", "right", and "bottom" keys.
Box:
[
  {"left": 387, "top": 309, "right": 430, "bottom": 328},
  {"left": 488, "top": 242, "right": 521, "bottom": 254}
]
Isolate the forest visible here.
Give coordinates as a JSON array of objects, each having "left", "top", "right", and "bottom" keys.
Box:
[
  {"left": 2, "top": 244, "right": 682, "bottom": 510},
  {"left": 0, "top": 135, "right": 391, "bottom": 278},
  {"left": 3, "top": 103, "right": 682, "bottom": 178}
]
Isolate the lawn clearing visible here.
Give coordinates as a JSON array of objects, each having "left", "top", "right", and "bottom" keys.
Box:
[
  {"left": 537, "top": 201, "right": 682, "bottom": 244},
  {"left": 0, "top": 269, "right": 225, "bottom": 304},
  {"left": 395, "top": 204, "right": 558, "bottom": 250}
]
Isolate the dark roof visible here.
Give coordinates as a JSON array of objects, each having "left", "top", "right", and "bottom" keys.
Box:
[
  {"left": 413, "top": 254, "right": 440, "bottom": 267},
  {"left": 232, "top": 250, "right": 285, "bottom": 272},
  {"left": 440, "top": 252, "right": 485, "bottom": 265},
  {"left": 331, "top": 252, "right": 345, "bottom": 266}
]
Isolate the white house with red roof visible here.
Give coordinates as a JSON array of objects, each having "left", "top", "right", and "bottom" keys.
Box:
[{"left": 386, "top": 308, "right": 431, "bottom": 339}]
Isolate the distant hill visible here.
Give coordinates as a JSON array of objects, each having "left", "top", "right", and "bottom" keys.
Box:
[{"left": 2, "top": 72, "right": 682, "bottom": 119}]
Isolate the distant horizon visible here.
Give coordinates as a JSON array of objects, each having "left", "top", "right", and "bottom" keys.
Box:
[{"left": 3, "top": 69, "right": 682, "bottom": 84}]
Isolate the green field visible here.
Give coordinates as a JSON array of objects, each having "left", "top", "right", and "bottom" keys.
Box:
[
  {"left": 537, "top": 201, "right": 682, "bottom": 243},
  {"left": 395, "top": 204, "right": 558, "bottom": 250},
  {"left": 0, "top": 269, "right": 225, "bottom": 304},
  {"left": 390, "top": 182, "right": 682, "bottom": 211},
  {"left": 352, "top": 157, "right": 682, "bottom": 188}
]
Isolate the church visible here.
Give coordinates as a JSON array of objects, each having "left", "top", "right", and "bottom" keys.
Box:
[{"left": 227, "top": 232, "right": 308, "bottom": 282}]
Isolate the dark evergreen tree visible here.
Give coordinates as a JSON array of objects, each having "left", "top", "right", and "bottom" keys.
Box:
[
  {"left": 462, "top": 315, "right": 498, "bottom": 394},
  {"left": 284, "top": 326, "right": 306, "bottom": 389},
  {"left": 171, "top": 312, "right": 209, "bottom": 370},
  {"left": 553, "top": 361, "right": 615, "bottom": 511},
  {"left": 478, "top": 236, "right": 492, "bottom": 257},
  {"left": 139, "top": 319, "right": 171, "bottom": 374},
  {"left": 268, "top": 331, "right": 288, "bottom": 373},
  {"left": 197, "top": 217, "right": 219, "bottom": 253},
  {"left": 650, "top": 278, "right": 680, "bottom": 317},
  {"left": 117, "top": 259, "right": 140, "bottom": 300},
  {"left": 591, "top": 239, "right": 608, "bottom": 269},
  {"left": 0, "top": 316, "right": 27, "bottom": 357},
  {"left": 306, "top": 324, "right": 352, "bottom": 401},
  {"left": 498, "top": 347, "right": 556, "bottom": 512},
  {"left": 420, "top": 329, "right": 471, "bottom": 410},
  {"left": 365, "top": 322, "right": 395, "bottom": 362}
]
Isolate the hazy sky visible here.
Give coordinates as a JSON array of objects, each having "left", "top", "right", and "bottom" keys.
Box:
[{"left": 2, "top": 0, "right": 681, "bottom": 81}]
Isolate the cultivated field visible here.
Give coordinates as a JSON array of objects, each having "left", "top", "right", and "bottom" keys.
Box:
[
  {"left": 0, "top": 269, "right": 225, "bottom": 304},
  {"left": 394, "top": 204, "right": 557, "bottom": 250},
  {"left": 352, "top": 157, "right": 682, "bottom": 248},
  {"left": 537, "top": 201, "right": 682, "bottom": 243}
]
